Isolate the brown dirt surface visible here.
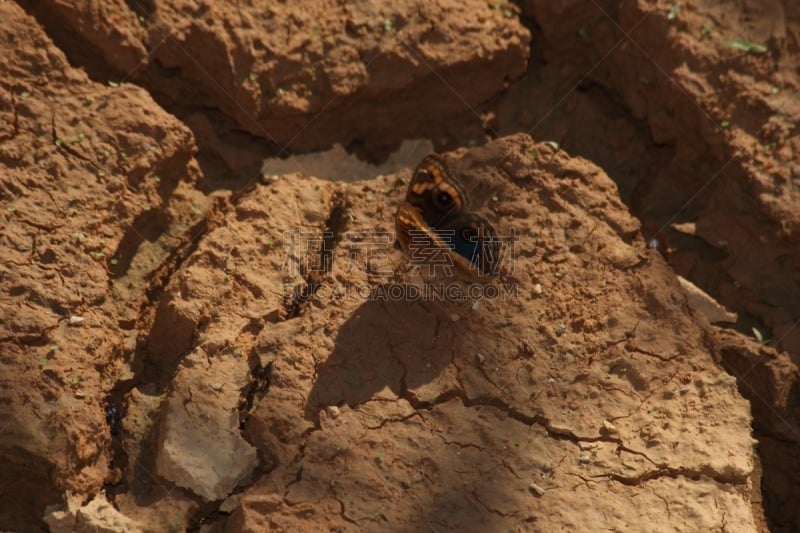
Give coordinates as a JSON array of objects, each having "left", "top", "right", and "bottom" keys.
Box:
[{"left": 1, "top": 0, "right": 799, "bottom": 531}]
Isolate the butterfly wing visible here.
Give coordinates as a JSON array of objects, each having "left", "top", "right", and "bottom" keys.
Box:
[
  {"left": 396, "top": 203, "right": 502, "bottom": 278},
  {"left": 396, "top": 202, "right": 427, "bottom": 254},
  {"left": 397, "top": 153, "right": 503, "bottom": 279},
  {"left": 406, "top": 154, "right": 469, "bottom": 227},
  {"left": 437, "top": 212, "right": 503, "bottom": 276}
]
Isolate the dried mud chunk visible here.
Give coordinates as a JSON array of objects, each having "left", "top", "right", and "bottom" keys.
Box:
[
  {"left": 38, "top": 0, "right": 531, "bottom": 151},
  {"left": 192, "top": 133, "right": 757, "bottom": 530},
  {"left": 0, "top": 2, "right": 198, "bottom": 527}
]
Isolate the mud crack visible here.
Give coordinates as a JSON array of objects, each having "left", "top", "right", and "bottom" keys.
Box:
[
  {"left": 238, "top": 358, "right": 272, "bottom": 429},
  {"left": 597, "top": 464, "right": 749, "bottom": 487},
  {"left": 396, "top": 385, "right": 746, "bottom": 488},
  {"left": 472, "top": 490, "right": 514, "bottom": 518},
  {"left": 284, "top": 192, "right": 348, "bottom": 319},
  {"left": 5, "top": 90, "right": 20, "bottom": 140},
  {"left": 331, "top": 492, "right": 359, "bottom": 526},
  {"left": 49, "top": 107, "right": 92, "bottom": 163}
]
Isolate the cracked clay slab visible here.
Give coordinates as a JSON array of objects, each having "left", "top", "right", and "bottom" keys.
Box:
[{"left": 146, "top": 133, "right": 758, "bottom": 530}]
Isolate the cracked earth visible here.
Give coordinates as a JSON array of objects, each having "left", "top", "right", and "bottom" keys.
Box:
[{"left": 2, "top": 0, "right": 800, "bottom": 531}]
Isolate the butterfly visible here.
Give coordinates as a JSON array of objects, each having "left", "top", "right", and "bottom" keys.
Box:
[{"left": 395, "top": 154, "right": 503, "bottom": 279}]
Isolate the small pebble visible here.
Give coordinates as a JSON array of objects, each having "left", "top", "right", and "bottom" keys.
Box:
[
  {"left": 532, "top": 283, "right": 543, "bottom": 295},
  {"left": 529, "top": 482, "right": 545, "bottom": 497},
  {"left": 68, "top": 315, "right": 85, "bottom": 326},
  {"left": 602, "top": 420, "right": 618, "bottom": 434}
]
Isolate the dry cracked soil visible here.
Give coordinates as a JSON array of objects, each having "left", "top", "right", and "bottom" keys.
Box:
[{"left": 1, "top": 1, "right": 800, "bottom": 532}]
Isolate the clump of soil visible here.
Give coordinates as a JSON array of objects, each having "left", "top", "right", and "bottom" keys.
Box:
[{"left": 2, "top": 0, "right": 799, "bottom": 531}]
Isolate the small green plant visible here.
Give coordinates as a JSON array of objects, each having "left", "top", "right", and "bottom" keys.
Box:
[
  {"left": 54, "top": 138, "right": 65, "bottom": 147},
  {"left": 142, "top": 204, "right": 151, "bottom": 211},
  {"left": 151, "top": 175, "right": 161, "bottom": 183},
  {"left": 249, "top": 72, "right": 258, "bottom": 82},
  {"left": 310, "top": 23, "right": 320, "bottom": 39},
  {"left": 110, "top": 258, "right": 119, "bottom": 266},
  {"left": 667, "top": 4, "right": 680, "bottom": 21},
  {"left": 725, "top": 39, "right": 767, "bottom": 54},
  {"left": 577, "top": 27, "right": 589, "bottom": 40},
  {"left": 20, "top": 91, "right": 29, "bottom": 99},
  {"left": 190, "top": 204, "right": 202, "bottom": 215},
  {"left": 383, "top": 18, "right": 392, "bottom": 32},
  {"left": 103, "top": 148, "right": 111, "bottom": 158},
  {"left": 720, "top": 119, "right": 730, "bottom": 128},
  {"left": 71, "top": 376, "right": 81, "bottom": 384},
  {"left": 50, "top": 344, "right": 59, "bottom": 351},
  {"left": 771, "top": 85, "right": 779, "bottom": 94},
  {"left": 73, "top": 133, "right": 85, "bottom": 144},
  {"left": 276, "top": 87, "right": 286, "bottom": 97},
  {"left": 38, "top": 357, "right": 47, "bottom": 368},
  {"left": 555, "top": 323, "right": 566, "bottom": 336},
  {"left": 700, "top": 22, "right": 714, "bottom": 38},
  {"left": 108, "top": 81, "right": 121, "bottom": 88}
]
